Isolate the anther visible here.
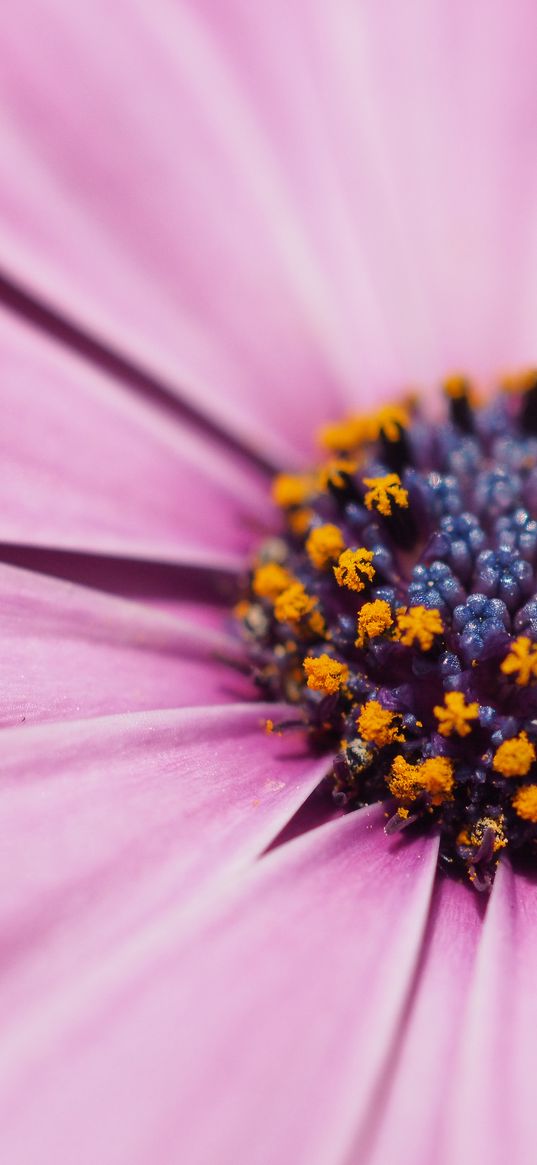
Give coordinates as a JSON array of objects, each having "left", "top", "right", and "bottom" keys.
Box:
[
  {"left": 492, "top": 731, "right": 536, "bottom": 778},
  {"left": 303, "top": 654, "right": 349, "bottom": 695},
  {"left": 396, "top": 605, "right": 444, "bottom": 651},
  {"left": 434, "top": 691, "right": 479, "bottom": 737},
  {"left": 333, "top": 548, "right": 375, "bottom": 593},
  {"left": 306, "top": 524, "right": 345, "bottom": 570}
]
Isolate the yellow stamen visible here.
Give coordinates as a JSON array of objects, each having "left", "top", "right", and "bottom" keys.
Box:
[
  {"left": 333, "top": 548, "right": 375, "bottom": 593},
  {"left": 501, "top": 367, "right": 537, "bottom": 395},
  {"left": 374, "top": 404, "right": 410, "bottom": 443},
  {"left": 389, "top": 754, "right": 454, "bottom": 806},
  {"left": 363, "top": 473, "right": 409, "bottom": 516},
  {"left": 318, "top": 416, "right": 371, "bottom": 453},
  {"left": 318, "top": 404, "right": 410, "bottom": 452},
  {"left": 252, "top": 563, "right": 293, "bottom": 601},
  {"left": 308, "top": 609, "right": 327, "bottom": 637},
  {"left": 396, "top": 606, "right": 443, "bottom": 651},
  {"left": 443, "top": 374, "right": 467, "bottom": 399},
  {"left": 513, "top": 784, "right": 537, "bottom": 823},
  {"left": 274, "top": 582, "right": 317, "bottom": 626},
  {"left": 272, "top": 472, "right": 314, "bottom": 509},
  {"left": 303, "top": 653, "right": 349, "bottom": 695},
  {"left": 493, "top": 732, "right": 536, "bottom": 778},
  {"left": 459, "top": 816, "right": 507, "bottom": 853},
  {"left": 500, "top": 636, "right": 537, "bottom": 686},
  {"left": 357, "top": 700, "right": 403, "bottom": 747},
  {"left": 318, "top": 459, "right": 357, "bottom": 492},
  {"left": 306, "top": 524, "right": 345, "bottom": 570},
  {"left": 434, "top": 691, "right": 479, "bottom": 738},
  {"left": 288, "top": 507, "right": 314, "bottom": 536},
  {"left": 355, "top": 599, "right": 393, "bottom": 647}
]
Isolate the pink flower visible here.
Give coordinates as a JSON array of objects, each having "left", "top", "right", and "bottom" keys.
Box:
[{"left": 0, "top": 3, "right": 536, "bottom": 1163}]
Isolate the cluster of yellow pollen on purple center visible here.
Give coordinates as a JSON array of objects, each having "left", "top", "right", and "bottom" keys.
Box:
[
  {"left": 357, "top": 700, "right": 402, "bottom": 747},
  {"left": 492, "top": 731, "right": 536, "bottom": 778},
  {"left": 388, "top": 755, "right": 455, "bottom": 807},
  {"left": 333, "top": 548, "right": 375, "bottom": 593},
  {"left": 238, "top": 381, "right": 537, "bottom": 889},
  {"left": 303, "top": 653, "right": 349, "bottom": 695},
  {"left": 355, "top": 599, "right": 394, "bottom": 647}
]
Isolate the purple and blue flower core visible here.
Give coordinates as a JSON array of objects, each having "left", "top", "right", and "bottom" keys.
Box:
[{"left": 236, "top": 376, "right": 537, "bottom": 889}]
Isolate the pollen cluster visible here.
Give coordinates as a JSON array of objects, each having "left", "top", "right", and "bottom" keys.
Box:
[{"left": 236, "top": 377, "right": 537, "bottom": 889}]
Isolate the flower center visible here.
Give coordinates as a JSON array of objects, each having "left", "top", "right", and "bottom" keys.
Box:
[{"left": 236, "top": 373, "right": 537, "bottom": 890}]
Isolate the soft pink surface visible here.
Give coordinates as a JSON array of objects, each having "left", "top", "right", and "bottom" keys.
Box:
[
  {"left": 0, "top": 0, "right": 535, "bottom": 451},
  {"left": 0, "top": 806, "right": 438, "bottom": 1165},
  {"left": 361, "top": 875, "right": 483, "bottom": 1165},
  {"left": 0, "top": 704, "right": 330, "bottom": 1052},
  {"left": 0, "top": 561, "right": 255, "bottom": 725},
  {"left": 440, "top": 862, "right": 537, "bottom": 1165},
  {"left": 0, "top": 1, "right": 535, "bottom": 1161},
  {"left": 0, "top": 307, "right": 271, "bottom": 568},
  {"left": 0, "top": 0, "right": 352, "bottom": 462}
]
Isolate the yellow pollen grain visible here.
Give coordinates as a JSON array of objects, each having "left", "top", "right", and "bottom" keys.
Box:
[
  {"left": 252, "top": 563, "right": 294, "bottom": 601},
  {"left": 333, "top": 548, "right": 375, "bottom": 593},
  {"left": 363, "top": 473, "right": 409, "bottom": 516},
  {"left": 493, "top": 731, "right": 536, "bottom": 778},
  {"left": 357, "top": 700, "right": 402, "bottom": 747},
  {"left": 474, "top": 816, "right": 508, "bottom": 853},
  {"left": 389, "top": 754, "right": 454, "bottom": 806},
  {"left": 355, "top": 599, "right": 394, "bottom": 647},
  {"left": 303, "top": 654, "right": 349, "bottom": 695},
  {"left": 501, "top": 636, "right": 537, "bottom": 686},
  {"left": 396, "top": 605, "right": 443, "bottom": 651},
  {"left": 513, "top": 784, "right": 537, "bottom": 823},
  {"left": 306, "top": 524, "right": 345, "bottom": 570},
  {"left": 434, "top": 691, "right": 479, "bottom": 738},
  {"left": 271, "top": 472, "right": 314, "bottom": 509},
  {"left": 274, "top": 582, "right": 316, "bottom": 626}
]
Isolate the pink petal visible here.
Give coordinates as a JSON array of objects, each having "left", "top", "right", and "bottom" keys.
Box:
[
  {"left": 0, "top": 704, "right": 329, "bottom": 1044},
  {"left": 0, "top": 0, "right": 354, "bottom": 462},
  {"left": 440, "top": 861, "right": 537, "bottom": 1165},
  {"left": 0, "top": 561, "right": 255, "bottom": 726},
  {"left": 0, "top": 1, "right": 535, "bottom": 432},
  {"left": 0, "top": 306, "right": 270, "bottom": 567},
  {"left": 0, "top": 543, "right": 239, "bottom": 622},
  {"left": 339, "top": 0, "right": 537, "bottom": 378},
  {"left": 362, "top": 875, "right": 483, "bottom": 1165},
  {"left": 0, "top": 807, "right": 438, "bottom": 1165}
]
